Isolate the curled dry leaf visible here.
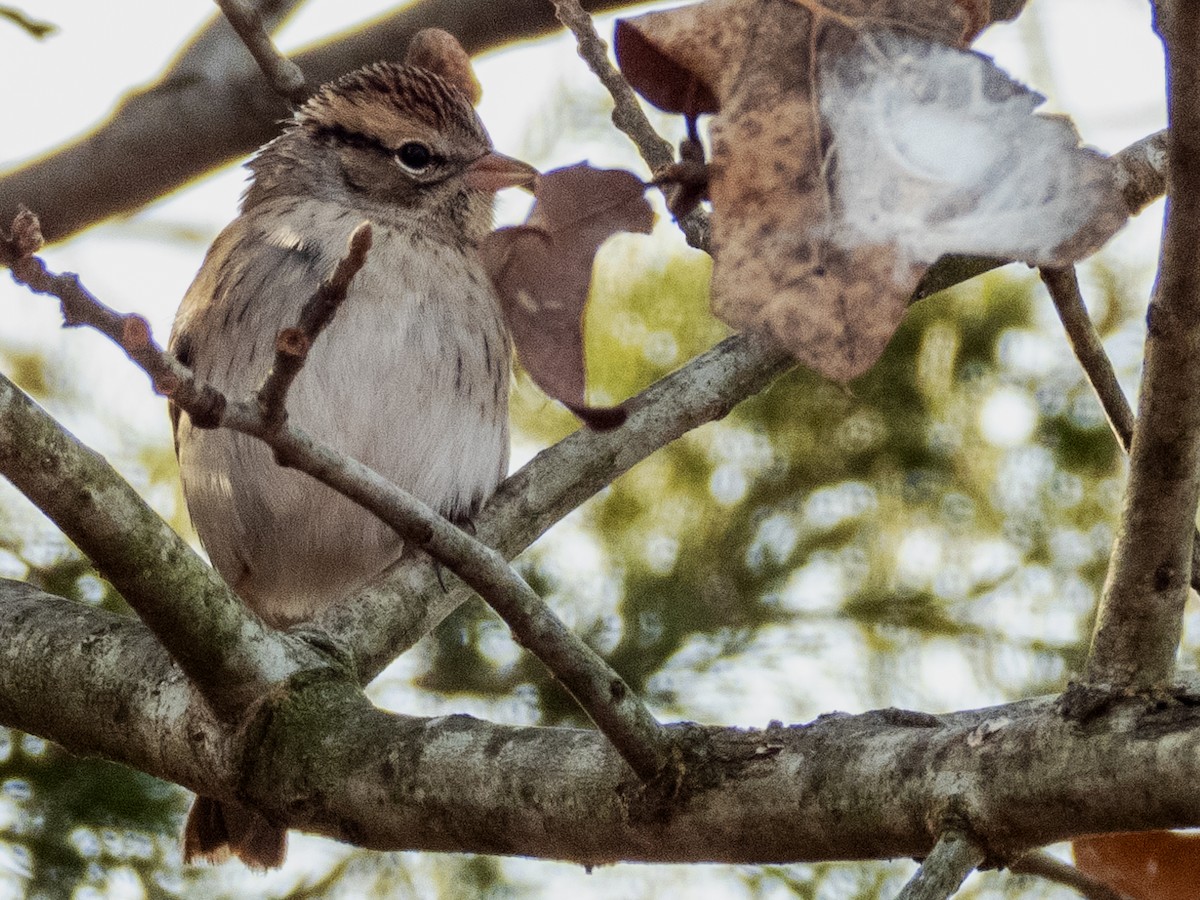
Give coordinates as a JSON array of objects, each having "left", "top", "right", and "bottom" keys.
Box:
[
  {"left": 404, "top": 28, "right": 482, "bottom": 105},
  {"left": 479, "top": 164, "right": 654, "bottom": 429},
  {"left": 615, "top": 0, "right": 1128, "bottom": 382}
]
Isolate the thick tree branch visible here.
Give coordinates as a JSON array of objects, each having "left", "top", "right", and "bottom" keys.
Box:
[
  {"left": 0, "top": 372, "right": 288, "bottom": 720},
  {"left": 4, "top": 582, "right": 1200, "bottom": 865},
  {"left": 0, "top": 0, "right": 642, "bottom": 244},
  {"left": 1085, "top": 6, "right": 1200, "bottom": 689},
  {"left": 894, "top": 832, "right": 984, "bottom": 900},
  {"left": 912, "top": 131, "right": 1169, "bottom": 301}
]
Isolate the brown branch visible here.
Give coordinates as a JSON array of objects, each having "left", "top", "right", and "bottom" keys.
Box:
[
  {"left": 0, "top": 0, "right": 644, "bottom": 245},
  {"left": 552, "top": 0, "right": 672, "bottom": 170},
  {"left": 894, "top": 831, "right": 984, "bottom": 900},
  {"left": 551, "top": 0, "right": 710, "bottom": 250},
  {"left": 1084, "top": 6, "right": 1200, "bottom": 689},
  {"left": 0, "top": 5, "right": 55, "bottom": 39},
  {"left": 213, "top": 0, "right": 309, "bottom": 103},
  {"left": 1010, "top": 851, "right": 1130, "bottom": 900},
  {"left": 255, "top": 222, "right": 372, "bottom": 429},
  {"left": 1, "top": 209, "right": 224, "bottom": 422},
  {"left": 4, "top": 214, "right": 672, "bottom": 781},
  {"left": 1040, "top": 267, "right": 1135, "bottom": 448}
]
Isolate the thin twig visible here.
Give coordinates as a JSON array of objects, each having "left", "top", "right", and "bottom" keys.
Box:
[
  {"left": 551, "top": 0, "right": 709, "bottom": 250},
  {"left": 1, "top": 209, "right": 224, "bottom": 424},
  {"left": 894, "top": 831, "right": 985, "bottom": 900},
  {"left": 256, "top": 222, "right": 372, "bottom": 429},
  {"left": 1034, "top": 268, "right": 1200, "bottom": 607},
  {"left": 1010, "top": 850, "right": 1130, "bottom": 900},
  {"left": 213, "top": 0, "right": 308, "bottom": 103},
  {"left": 0, "top": 5, "right": 56, "bottom": 39},
  {"left": 3, "top": 213, "right": 671, "bottom": 782},
  {"left": 1039, "top": 267, "right": 1134, "bottom": 448}
]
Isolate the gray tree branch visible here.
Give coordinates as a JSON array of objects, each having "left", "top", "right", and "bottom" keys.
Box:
[
  {"left": 0, "top": 371, "right": 289, "bottom": 722},
  {"left": 213, "top": 0, "right": 309, "bottom": 102},
  {"left": 894, "top": 832, "right": 984, "bottom": 900},
  {"left": 4, "top": 580, "right": 1200, "bottom": 865},
  {"left": 1085, "top": 3, "right": 1200, "bottom": 689}
]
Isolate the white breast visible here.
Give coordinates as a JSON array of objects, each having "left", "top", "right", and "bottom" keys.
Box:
[{"left": 175, "top": 199, "right": 510, "bottom": 625}]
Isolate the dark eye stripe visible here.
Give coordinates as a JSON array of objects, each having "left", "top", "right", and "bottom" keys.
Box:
[
  {"left": 310, "top": 122, "right": 389, "bottom": 154},
  {"left": 310, "top": 123, "right": 443, "bottom": 168}
]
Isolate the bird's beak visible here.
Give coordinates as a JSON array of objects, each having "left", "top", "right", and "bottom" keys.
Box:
[{"left": 465, "top": 152, "right": 539, "bottom": 193}]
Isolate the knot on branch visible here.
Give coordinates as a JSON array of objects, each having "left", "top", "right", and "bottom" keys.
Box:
[{"left": 2, "top": 208, "right": 43, "bottom": 265}]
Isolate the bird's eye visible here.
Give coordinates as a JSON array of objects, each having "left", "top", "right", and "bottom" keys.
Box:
[{"left": 395, "top": 142, "right": 433, "bottom": 173}]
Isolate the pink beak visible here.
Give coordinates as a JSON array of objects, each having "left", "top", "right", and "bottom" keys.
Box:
[{"left": 464, "top": 151, "right": 539, "bottom": 193}]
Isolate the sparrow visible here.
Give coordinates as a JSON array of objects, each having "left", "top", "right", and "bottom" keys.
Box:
[{"left": 169, "top": 30, "right": 535, "bottom": 868}]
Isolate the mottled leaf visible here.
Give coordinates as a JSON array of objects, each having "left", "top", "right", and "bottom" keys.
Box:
[
  {"left": 615, "top": 0, "right": 1127, "bottom": 382},
  {"left": 480, "top": 165, "right": 654, "bottom": 429}
]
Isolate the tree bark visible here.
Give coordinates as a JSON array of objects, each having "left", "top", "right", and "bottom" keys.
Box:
[{"left": 4, "top": 581, "right": 1200, "bottom": 865}]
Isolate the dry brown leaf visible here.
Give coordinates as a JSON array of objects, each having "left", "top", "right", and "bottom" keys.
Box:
[
  {"left": 404, "top": 28, "right": 482, "bottom": 105},
  {"left": 615, "top": 0, "right": 1126, "bottom": 382},
  {"left": 480, "top": 164, "right": 654, "bottom": 429},
  {"left": 1074, "top": 831, "right": 1200, "bottom": 900}
]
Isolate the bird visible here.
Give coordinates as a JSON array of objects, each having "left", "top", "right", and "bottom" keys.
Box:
[{"left": 168, "top": 30, "right": 535, "bottom": 868}]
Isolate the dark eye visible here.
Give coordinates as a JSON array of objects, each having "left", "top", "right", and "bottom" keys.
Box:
[{"left": 395, "top": 142, "right": 433, "bottom": 173}]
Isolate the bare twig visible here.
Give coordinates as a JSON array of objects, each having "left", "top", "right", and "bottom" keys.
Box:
[
  {"left": 894, "top": 831, "right": 985, "bottom": 900},
  {"left": 1, "top": 210, "right": 224, "bottom": 424},
  {"left": 4, "top": 214, "right": 671, "bottom": 781},
  {"left": 1039, "top": 267, "right": 1135, "bottom": 448},
  {"left": 1010, "top": 850, "right": 1130, "bottom": 900},
  {"left": 256, "top": 222, "right": 372, "bottom": 428},
  {"left": 1085, "top": 8, "right": 1200, "bottom": 689},
  {"left": 0, "top": 5, "right": 55, "bottom": 39},
  {"left": 1039, "top": 266, "right": 1200, "bottom": 601},
  {"left": 551, "top": 0, "right": 710, "bottom": 250},
  {"left": 552, "top": 0, "right": 672, "bottom": 169},
  {"left": 213, "top": 0, "right": 308, "bottom": 103}
]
